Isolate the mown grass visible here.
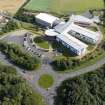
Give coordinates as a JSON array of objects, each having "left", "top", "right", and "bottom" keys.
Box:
[
  {"left": 38, "top": 74, "right": 54, "bottom": 89},
  {"left": 24, "top": 0, "right": 104, "bottom": 14},
  {"left": 34, "top": 37, "right": 49, "bottom": 49}
]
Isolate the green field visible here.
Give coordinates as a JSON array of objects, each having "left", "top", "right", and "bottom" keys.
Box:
[
  {"left": 24, "top": 0, "right": 104, "bottom": 14},
  {"left": 34, "top": 37, "right": 49, "bottom": 49}
]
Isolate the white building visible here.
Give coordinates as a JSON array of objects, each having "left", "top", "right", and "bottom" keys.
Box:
[
  {"left": 35, "top": 13, "right": 61, "bottom": 28},
  {"left": 45, "top": 28, "right": 88, "bottom": 56},
  {"left": 70, "top": 14, "right": 93, "bottom": 26},
  {"left": 56, "top": 33, "right": 88, "bottom": 56},
  {"left": 39, "top": 13, "right": 102, "bottom": 56},
  {"left": 70, "top": 14, "right": 100, "bottom": 26},
  {"left": 55, "top": 21, "right": 101, "bottom": 44}
]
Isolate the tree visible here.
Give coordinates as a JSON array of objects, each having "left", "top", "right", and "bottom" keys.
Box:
[
  {"left": 0, "top": 64, "right": 42, "bottom": 105},
  {"left": 54, "top": 64, "right": 105, "bottom": 105}
]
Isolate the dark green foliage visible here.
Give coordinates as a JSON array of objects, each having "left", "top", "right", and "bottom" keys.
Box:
[
  {"left": 51, "top": 58, "right": 80, "bottom": 71},
  {"left": 0, "top": 41, "right": 40, "bottom": 70},
  {"left": 102, "top": 41, "right": 105, "bottom": 50},
  {"left": 15, "top": 9, "right": 35, "bottom": 23},
  {"left": 54, "top": 64, "right": 105, "bottom": 105},
  {"left": 0, "top": 64, "right": 38, "bottom": 105},
  {"left": 2, "top": 20, "right": 19, "bottom": 33},
  {"left": 34, "top": 37, "right": 45, "bottom": 43}
]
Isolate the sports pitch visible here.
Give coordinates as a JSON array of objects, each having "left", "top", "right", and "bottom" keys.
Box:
[{"left": 24, "top": 0, "right": 104, "bottom": 14}]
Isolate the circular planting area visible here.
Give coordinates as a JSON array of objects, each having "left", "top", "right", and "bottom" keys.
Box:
[
  {"left": 34, "top": 36, "right": 49, "bottom": 49},
  {"left": 38, "top": 74, "right": 54, "bottom": 89}
]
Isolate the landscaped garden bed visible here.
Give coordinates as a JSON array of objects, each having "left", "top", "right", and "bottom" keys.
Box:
[{"left": 38, "top": 74, "right": 54, "bottom": 89}]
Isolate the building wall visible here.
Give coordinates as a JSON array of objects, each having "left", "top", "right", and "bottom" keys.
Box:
[
  {"left": 56, "top": 37, "right": 86, "bottom": 56},
  {"left": 35, "top": 18, "right": 52, "bottom": 28}
]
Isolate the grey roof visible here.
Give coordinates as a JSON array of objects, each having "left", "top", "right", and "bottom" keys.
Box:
[
  {"left": 82, "top": 11, "right": 93, "bottom": 19},
  {"left": 54, "top": 20, "right": 71, "bottom": 33}
]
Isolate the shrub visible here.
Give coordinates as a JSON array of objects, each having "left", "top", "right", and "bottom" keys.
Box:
[{"left": 0, "top": 41, "right": 40, "bottom": 70}]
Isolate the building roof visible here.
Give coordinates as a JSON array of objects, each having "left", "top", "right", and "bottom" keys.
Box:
[
  {"left": 56, "top": 33, "right": 88, "bottom": 51},
  {"left": 66, "top": 23, "right": 100, "bottom": 41},
  {"left": 35, "top": 13, "right": 59, "bottom": 24},
  {"left": 82, "top": 11, "right": 93, "bottom": 19},
  {"left": 69, "top": 14, "right": 93, "bottom": 24},
  {"left": 45, "top": 29, "right": 59, "bottom": 36},
  {"left": 55, "top": 21, "right": 100, "bottom": 42},
  {"left": 45, "top": 25, "right": 88, "bottom": 51},
  {"left": 54, "top": 20, "right": 71, "bottom": 33}
]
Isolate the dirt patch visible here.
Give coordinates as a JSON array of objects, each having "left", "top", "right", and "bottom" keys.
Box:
[{"left": 0, "top": 0, "right": 26, "bottom": 14}]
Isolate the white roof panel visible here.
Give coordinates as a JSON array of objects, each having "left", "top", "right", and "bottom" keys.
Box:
[
  {"left": 69, "top": 23, "right": 100, "bottom": 41},
  {"left": 45, "top": 29, "right": 59, "bottom": 36},
  {"left": 61, "top": 22, "right": 100, "bottom": 41},
  {"left": 70, "top": 15, "right": 93, "bottom": 24},
  {"left": 35, "top": 13, "right": 59, "bottom": 24}
]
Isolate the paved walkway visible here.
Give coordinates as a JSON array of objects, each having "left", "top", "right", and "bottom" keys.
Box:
[{"left": 0, "top": 30, "right": 105, "bottom": 105}]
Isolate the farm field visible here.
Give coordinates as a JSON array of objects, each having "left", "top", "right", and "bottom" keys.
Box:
[
  {"left": 24, "top": 0, "right": 104, "bottom": 14},
  {"left": 0, "top": 0, "right": 26, "bottom": 14}
]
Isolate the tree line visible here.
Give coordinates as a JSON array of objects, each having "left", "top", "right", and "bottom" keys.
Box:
[
  {"left": 0, "top": 20, "right": 19, "bottom": 35},
  {"left": 0, "top": 63, "right": 43, "bottom": 105},
  {"left": 0, "top": 41, "right": 40, "bottom": 70},
  {"left": 54, "top": 64, "right": 105, "bottom": 105}
]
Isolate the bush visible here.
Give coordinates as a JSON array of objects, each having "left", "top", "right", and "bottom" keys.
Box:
[
  {"left": 15, "top": 9, "right": 35, "bottom": 23},
  {"left": 0, "top": 41, "right": 40, "bottom": 70},
  {"left": 2, "top": 20, "right": 19, "bottom": 33},
  {"left": 51, "top": 57, "right": 80, "bottom": 71}
]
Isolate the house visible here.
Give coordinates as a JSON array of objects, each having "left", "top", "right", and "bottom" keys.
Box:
[{"left": 35, "top": 13, "right": 61, "bottom": 28}]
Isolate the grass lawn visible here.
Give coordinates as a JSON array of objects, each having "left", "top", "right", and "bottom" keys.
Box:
[
  {"left": 38, "top": 74, "right": 54, "bottom": 89},
  {"left": 34, "top": 37, "right": 49, "bottom": 49},
  {"left": 24, "top": 0, "right": 104, "bottom": 14},
  {"left": 37, "top": 42, "right": 49, "bottom": 49},
  {"left": 24, "top": 0, "right": 50, "bottom": 11},
  {"left": 33, "top": 91, "right": 45, "bottom": 105},
  {"left": 85, "top": 26, "right": 98, "bottom": 32}
]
